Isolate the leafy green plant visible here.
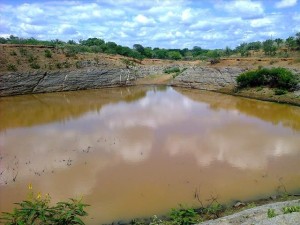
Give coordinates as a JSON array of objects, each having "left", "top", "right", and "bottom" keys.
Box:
[
  {"left": 274, "top": 89, "right": 287, "bottom": 95},
  {"left": 204, "top": 203, "right": 224, "bottom": 218},
  {"left": 7, "top": 64, "right": 17, "bottom": 71},
  {"left": 28, "top": 54, "right": 38, "bottom": 63},
  {"left": 282, "top": 205, "right": 300, "bottom": 214},
  {"left": 236, "top": 67, "right": 298, "bottom": 91},
  {"left": 169, "top": 206, "right": 200, "bottom": 225},
  {"left": 0, "top": 186, "right": 89, "bottom": 225},
  {"left": 149, "top": 215, "right": 164, "bottom": 225},
  {"left": 267, "top": 208, "right": 277, "bottom": 218},
  {"left": 44, "top": 49, "right": 52, "bottom": 58},
  {"left": 30, "top": 62, "right": 40, "bottom": 69},
  {"left": 164, "top": 67, "right": 180, "bottom": 74}
]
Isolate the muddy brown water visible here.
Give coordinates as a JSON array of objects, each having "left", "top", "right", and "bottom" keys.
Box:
[{"left": 0, "top": 86, "right": 300, "bottom": 224}]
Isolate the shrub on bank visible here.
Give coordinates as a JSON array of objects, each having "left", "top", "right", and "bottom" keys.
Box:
[
  {"left": 0, "top": 186, "right": 89, "bottom": 225},
  {"left": 164, "top": 67, "right": 180, "bottom": 74},
  {"left": 236, "top": 67, "right": 298, "bottom": 90}
]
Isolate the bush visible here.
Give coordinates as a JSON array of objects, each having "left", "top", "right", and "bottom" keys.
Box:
[
  {"left": 164, "top": 67, "right": 180, "bottom": 74},
  {"left": 44, "top": 49, "right": 52, "bottom": 58},
  {"left": 0, "top": 187, "right": 89, "bottom": 225},
  {"left": 28, "top": 54, "right": 38, "bottom": 63},
  {"left": 7, "top": 64, "right": 17, "bottom": 71},
  {"left": 30, "top": 62, "right": 40, "bottom": 69},
  {"left": 19, "top": 48, "right": 27, "bottom": 56},
  {"left": 170, "top": 207, "right": 200, "bottom": 225},
  {"left": 236, "top": 67, "right": 298, "bottom": 91}
]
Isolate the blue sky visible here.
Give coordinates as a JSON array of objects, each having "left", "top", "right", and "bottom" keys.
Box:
[{"left": 0, "top": 0, "right": 299, "bottom": 49}]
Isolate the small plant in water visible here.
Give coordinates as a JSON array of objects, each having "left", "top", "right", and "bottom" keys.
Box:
[{"left": 0, "top": 184, "right": 89, "bottom": 225}]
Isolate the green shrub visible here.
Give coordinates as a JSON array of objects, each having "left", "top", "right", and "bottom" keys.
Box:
[
  {"left": 267, "top": 209, "right": 277, "bottom": 218},
  {"left": 204, "top": 203, "right": 224, "bottom": 218},
  {"left": 28, "top": 54, "right": 38, "bottom": 63},
  {"left": 0, "top": 187, "right": 89, "bottom": 225},
  {"left": 169, "top": 207, "right": 200, "bottom": 225},
  {"left": 236, "top": 67, "right": 298, "bottom": 91},
  {"left": 282, "top": 205, "right": 300, "bottom": 214},
  {"left": 19, "top": 48, "right": 27, "bottom": 56},
  {"left": 7, "top": 64, "right": 17, "bottom": 71},
  {"left": 30, "top": 62, "right": 40, "bottom": 69},
  {"left": 44, "top": 49, "right": 52, "bottom": 58},
  {"left": 274, "top": 89, "right": 287, "bottom": 95},
  {"left": 164, "top": 67, "right": 180, "bottom": 74}
]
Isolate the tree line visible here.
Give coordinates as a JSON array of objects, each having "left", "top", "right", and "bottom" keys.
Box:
[{"left": 1, "top": 33, "right": 300, "bottom": 60}]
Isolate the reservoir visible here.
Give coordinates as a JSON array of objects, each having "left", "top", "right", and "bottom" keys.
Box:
[{"left": 0, "top": 86, "right": 300, "bottom": 224}]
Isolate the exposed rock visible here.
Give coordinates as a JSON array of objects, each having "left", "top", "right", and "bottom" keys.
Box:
[
  {"left": 171, "top": 66, "right": 246, "bottom": 90},
  {"left": 234, "top": 202, "right": 246, "bottom": 208},
  {"left": 198, "top": 199, "right": 300, "bottom": 225},
  {"left": 0, "top": 67, "right": 136, "bottom": 97}
]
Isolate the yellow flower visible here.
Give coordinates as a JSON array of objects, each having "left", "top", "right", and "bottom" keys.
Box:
[
  {"left": 36, "top": 192, "right": 41, "bottom": 199},
  {"left": 28, "top": 183, "right": 33, "bottom": 190}
]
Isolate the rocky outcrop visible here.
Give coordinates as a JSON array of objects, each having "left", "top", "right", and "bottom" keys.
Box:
[
  {"left": 0, "top": 67, "right": 135, "bottom": 97},
  {"left": 171, "top": 66, "right": 246, "bottom": 90},
  {"left": 198, "top": 199, "right": 300, "bottom": 225}
]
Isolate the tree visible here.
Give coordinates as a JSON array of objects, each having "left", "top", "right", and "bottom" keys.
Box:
[
  {"left": 133, "top": 44, "right": 145, "bottom": 55},
  {"left": 143, "top": 47, "right": 153, "bottom": 58},
  {"left": 153, "top": 48, "right": 168, "bottom": 59},
  {"left": 286, "top": 36, "right": 296, "bottom": 50},
  {"left": 295, "top": 32, "right": 300, "bottom": 49},
  {"left": 224, "top": 46, "right": 232, "bottom": 56},
  {"left": 274, "top": 38, "right": 283, "bottom": 47},
  {"left": 192, "top": 46, "right": 203, "bottom": 57},
  {"left": 167, "top": 51, "right": 182, "bottom": 60},
  {"left": 80, "top": 38, "right": 104, "bottom": 46},
  {"left": 67, "top": 40, "right": 77, "bottom": 45},
  {"left": 263, "top": 39, "right": 277, "bottom": 56}
]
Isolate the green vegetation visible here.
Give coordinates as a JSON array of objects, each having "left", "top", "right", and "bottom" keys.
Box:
[
  {"left": 164, "top": 67, "right": 181, "bottom": 74},
  {"left": 267, "top": 204, "right": 300, "bottom": 219},
  {"left": 282, "top": 205, "right": 300, "bottom": 214},
  {"left": 2, "top": 33, "right": 300, "bottom": 62},
  {"left": 274, "top": 89, "right": 288, "bottom": 95},
  {"left": 163, "top": 67, "right": 187, "bottom": 79},
  {"left": 267, "top": 209, "right": 277, "bottom": 218},
  {"left": 30, "top": 62, "right": 41, "bottom": 69},
  {"left": 169, "top": 207, "right": 200, "bottom": 225},
  {"left": 236, "top": 67, "right": 298, "bottom": 91},
  {"left": 44, "top": 49, "right": 52, "bottom": 58},
  {"left": 0, "top": 186, "right": 89, "bottom": 225},
  {"left": 7, "top": 64, "right": 17, "bottom": 71}
]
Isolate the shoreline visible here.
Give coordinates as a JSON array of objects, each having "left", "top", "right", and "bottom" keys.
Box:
[{"left": 103, "top": 194, "right": 300, "bottom": 225}]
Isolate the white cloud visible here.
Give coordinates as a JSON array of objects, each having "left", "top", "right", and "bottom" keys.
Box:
[
  {"left": 250, "top": 17, "right": 273, "bottom": 28},
  {"left": 275, "top": 0, "right": 298, "bottom": 8},
  {"left": 0, "top": 0, "right": 298, "bottom": 49},
  {"left": 134, "top": 14, "right": 155, "bottom": 25},
  {"left": 218, "top": 0, "right": 264, "bottom": 18}
]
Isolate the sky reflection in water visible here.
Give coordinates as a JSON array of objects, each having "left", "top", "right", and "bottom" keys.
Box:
[{"left": 0, "top": 86, "right": 300, "bottom": 224}]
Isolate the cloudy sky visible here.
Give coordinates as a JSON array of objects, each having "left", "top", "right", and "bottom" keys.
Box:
[{"left": 0, "top": 0, "right": 299, "bottom": 49}]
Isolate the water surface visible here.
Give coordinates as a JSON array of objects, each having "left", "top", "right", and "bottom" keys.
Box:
[{"left": 0, "top": 86, "right": 300, "bottom": 224}]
